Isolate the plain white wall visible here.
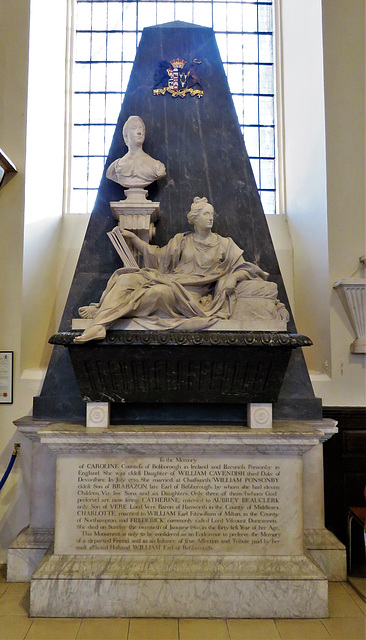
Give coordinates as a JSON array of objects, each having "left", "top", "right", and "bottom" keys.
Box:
[
  {"left": 280, "top": 0, "right": 331, "bottom": 376},
  {"left": 0, "top": 0, "right": 364, "bottom": 562},
  {"left": 0, "top": 0, "right": 33, "bottom": 563},
  {"left": 315, "top": 0, "right": 365, "bottom": 405}
]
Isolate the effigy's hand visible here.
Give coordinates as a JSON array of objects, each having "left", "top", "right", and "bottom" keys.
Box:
[
  {"left": 122, "top": 229, "right": 136, "bottom": 239},
  {"left": 122, "top": 228, "right": 148, "bottom": 253},
  {"left": 216, "top": 275, "right": 237, "bottom": 296}
]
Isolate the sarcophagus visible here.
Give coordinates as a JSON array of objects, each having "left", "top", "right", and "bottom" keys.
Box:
[{"left": 49, "top": 331, "right": 312, "bottom": 405}]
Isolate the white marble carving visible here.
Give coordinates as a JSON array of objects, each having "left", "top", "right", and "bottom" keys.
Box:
[
  {"left": 75, "top": 197, "right": 289, "bottom": 342},
  {"left": 86, "top": 402, "right": 110, "bottom": 429},
  {"left": 247, "top": 403, "right": 272, "bottom": 428},
  {"left": 106, "top": 116, "right": 166, "bottom": 203},
  {"left": 109, "top": 201, "right": 160, "bottom": 259},
  {"left": 334, "top": 278, "right": 366, "bottom": 353}
]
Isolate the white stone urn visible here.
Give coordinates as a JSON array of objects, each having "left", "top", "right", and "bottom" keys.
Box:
[{"left": 334, "top": 260, "right": 366, "bottom": 353}]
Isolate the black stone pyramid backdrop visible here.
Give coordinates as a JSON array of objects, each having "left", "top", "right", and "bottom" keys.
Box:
[{"left": 34, "top": 22, "right": 321, "bottom": 423}]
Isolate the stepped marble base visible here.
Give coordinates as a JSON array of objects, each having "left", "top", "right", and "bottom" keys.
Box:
[
  {"left": 7, "top": 527, "right": 54, "bottom": 582},
  {"left": 8, "top": 526, "right": 345, "bottom": 585},
  {"left": 10, "top": 419, "right": 340, "bottom": 618},
  {"left": 30, "top": 552, "right": 328, "bottom": 618},
  {"left": 304, "top": 528, "right": 347, "bottom": 581}
]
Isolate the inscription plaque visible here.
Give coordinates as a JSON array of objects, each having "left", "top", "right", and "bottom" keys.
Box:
[{"left": 55, "top": 456, "right": 302, "bottom": 555}]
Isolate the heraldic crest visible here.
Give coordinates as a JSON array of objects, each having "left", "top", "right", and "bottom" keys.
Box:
[{"left": 153, "top": 57, "right": 203, "bottom": 98}]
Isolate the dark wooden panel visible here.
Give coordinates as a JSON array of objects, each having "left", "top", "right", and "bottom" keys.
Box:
[
  {"left": 323, "top": 407, "right": 366, "bottom": 545},
  {"left": 343, "top": 431, "right": 366, "bottom": 455}
]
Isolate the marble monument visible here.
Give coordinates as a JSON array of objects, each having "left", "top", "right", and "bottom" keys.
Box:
[{"left": 8, "top": 21, "right": 346, "bottom": 620}]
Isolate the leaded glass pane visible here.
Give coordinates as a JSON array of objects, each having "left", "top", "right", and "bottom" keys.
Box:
[
  {"left": 260, "top": 158, "right": 275, "bottom": 189},
  {"left": 138, "top": 2, "right": 157, "bottom": 30},
  {"left": 91, "top": 32, "right": 107, "bottom": 61},
  {"left": 92, "top": 2, "right": 108, "bottom": 31},
  {"left": 243, "top": 64, "right": 258, "bottom": 93},
  {"left": 108, "top": 3, "right": 123, "bottom": 29},
  {"left": 260, "top": 126, "right": 275, "bottom": 158},
  {"left": 241, "top": 4, "right": 257, "bottom": 32},
  {"left": 107, "top": 33, "right": 123, "bottom": 61},
  {"left": 243, "top": 126, "right": 259, "bottom": 157},
  {"left": 90, "top": 62, "right": 106, "bottom": 91},
  {"left": 157, "top": 2, "right": 175, "bottom": 24},
  {"left": 123, "top": 3, "right": 138, "bottom": 30},
  {"left": 88, "top": 125, "right": 106, "bottom": 155},
  {"left": 89, "top": 93, "right": 107, "bottom": 124},
  {"left": 193, "top": 3, "right": 212, "bottom": 27},
  {"left": 106, "top": 93, "right": 123, "bottom": 123},
  {"left": 106, "top": 63, "right": 122, "bottom": 91},
  {"left": 226, "top": 4, "right": 243, "bottom": 32},
  {"left": 76, "top": 32, "right": 91, "bottom": 61}
]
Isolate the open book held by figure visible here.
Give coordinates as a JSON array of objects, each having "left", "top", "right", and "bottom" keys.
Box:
[{"left": 74, "top": 197, "right": 289, "bottom": 342}]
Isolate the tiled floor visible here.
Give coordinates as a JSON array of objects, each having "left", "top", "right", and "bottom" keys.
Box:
[{"left": 0, "top": 568, "right": 364, "bottom": 640}]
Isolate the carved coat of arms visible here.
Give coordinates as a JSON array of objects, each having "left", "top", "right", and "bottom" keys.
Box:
[{"left": 153, "top": 58, "right": 203, "bottom": 98}]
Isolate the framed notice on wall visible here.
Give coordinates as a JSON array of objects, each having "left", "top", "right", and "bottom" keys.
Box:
[{"left": 0, "top": 352, "right": 13, "bottom": 404}]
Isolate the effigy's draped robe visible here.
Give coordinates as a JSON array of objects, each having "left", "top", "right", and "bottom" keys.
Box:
[{"left": 88, "top": 232, "right": 273, "bottom": 330}]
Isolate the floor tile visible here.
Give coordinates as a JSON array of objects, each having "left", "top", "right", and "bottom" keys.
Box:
[
  {"left": 227, "top": 618, "right": 281, "bottom": 639},
  {"left": 179, "top": 618, "right": 230, "bottom": 640},
  {"left": 128, "top": 618, "right": 178, "bottom": 640},
  {"left": 340, "top": 582, "right": 366, "bottom": 614},
  {"left": 322, "top": 617, "right": 366, "bottom": 640},
  {"left": 77, "top": 618, "right": 129, "bottom": 640},
  {"left": 328, "top": 583, "right": 365, "bottom": 618},
  {"left": 24, "top": 618, "right": 81, "bottom": 640},
  {"left": 347, "top": 577, "right": 366, "bottom": 604},
  {"left": 0, "top": 584, "right": 30, "bottom": 616},
  {"left": 341, "top": 582, "right": 359, "bottom": 596},
  {"left": 0, "top": 584, "right": 8, "bottom": 598},
  {"left": 274, "top": 619, "right": 331, "bottom": 639},
  {"left": 0, "top": 615, "right": 33, "bottom": 640}
]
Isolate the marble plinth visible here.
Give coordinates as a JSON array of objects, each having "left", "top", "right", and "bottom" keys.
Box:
[
  {"left": 30, "top": 552, "right": 328, "bottom": 618},
  {"left": 24, "top": 420, "right": 332, "bottom": 618},
  {"left": 7, "top": 527, "right": 54, "bottom": 582},
  {"left": 302, "top": 419, "right": 347, "bottom": 581},
  {"left": 7, "top": 419, "right": 56, "bottom": 582},
  {"left": 304, "top": 529, "right": 347, "bottom": 581}
]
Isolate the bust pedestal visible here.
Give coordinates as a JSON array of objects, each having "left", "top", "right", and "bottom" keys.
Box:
[{"left": 110, "top": 200, "right": 160, "bottom": 245}]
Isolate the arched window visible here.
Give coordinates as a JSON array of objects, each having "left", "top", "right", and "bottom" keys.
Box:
[{"left": 69, "top": 0, "right": 276, "bottom": 214}]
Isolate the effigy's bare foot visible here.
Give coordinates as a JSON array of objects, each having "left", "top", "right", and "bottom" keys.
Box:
[
  {"left": 78, "top": 304, "right": 99, "bottom": 319},
  {"left": 74, "top": 325, "right": 106, "bottom": 343}
]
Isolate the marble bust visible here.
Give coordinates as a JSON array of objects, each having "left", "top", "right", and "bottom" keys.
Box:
[
  {"left": 106, "top": 116, "right": 166, "bottom": 200},
  {"left": 74, "top": 197, "right": 289, "bottom": 342}
]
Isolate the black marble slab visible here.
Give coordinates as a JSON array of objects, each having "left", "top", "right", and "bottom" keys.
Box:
[{"left": 34, "top": 21, "right": 321, "bottom": 422}]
